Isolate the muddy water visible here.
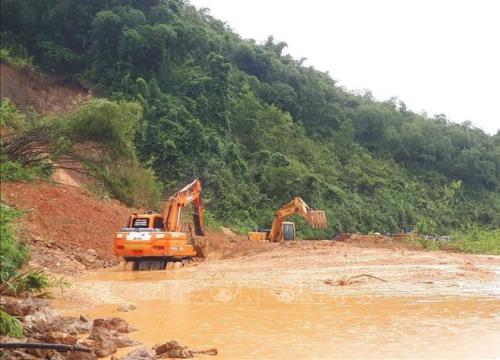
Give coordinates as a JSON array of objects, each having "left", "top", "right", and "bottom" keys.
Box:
[{"left": 78, "top": 272, "right": 500, "bottom": 359}]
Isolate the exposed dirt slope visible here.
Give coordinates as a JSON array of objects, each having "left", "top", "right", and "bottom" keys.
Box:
[
  {"left": 0, "top": 181, "right": 270, "bottom": 274},
  {"left": 1, "top": 181, "right": 132, "bottom": 271},
  {"left": 0, "top": 63, "right": 90, "bottom": 115}
]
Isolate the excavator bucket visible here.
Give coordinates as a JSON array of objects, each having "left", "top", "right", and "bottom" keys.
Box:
[{"left": 305, "top": 210, "right": 328, "bottom": 229}]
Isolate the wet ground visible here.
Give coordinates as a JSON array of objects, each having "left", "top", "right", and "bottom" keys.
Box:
[{"left": 54, "top": 241, "right": 500, "bottom": 359}]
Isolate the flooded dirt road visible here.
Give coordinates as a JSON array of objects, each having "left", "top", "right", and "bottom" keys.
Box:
[{"left": 55, "top": 241, "right": 500, "bottom": 359}]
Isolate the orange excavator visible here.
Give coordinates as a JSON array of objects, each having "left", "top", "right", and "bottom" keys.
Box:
[
  {"left": 114, "top": 179, "right": 205, "bottom": 270},
  {"left": 248, "top": 197, "right": 327, "bottom": 242}
]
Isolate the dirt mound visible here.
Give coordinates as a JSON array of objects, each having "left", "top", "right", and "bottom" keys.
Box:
[
  {"left": 335, "top": 233, "right": 415, "bottom": 250},
  {"left": 196, "top": 230, "right": 274, "bottom": 260},
  {"left": 0, "top": 63, "right": 90, "bottom": 115},
  {"left": 1, "top": 181, "right": 132, "bottom": 272}
]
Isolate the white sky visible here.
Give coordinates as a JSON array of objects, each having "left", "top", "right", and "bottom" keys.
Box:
[{"left": 190, "top": 0, "right": 499, "bottom": 134}]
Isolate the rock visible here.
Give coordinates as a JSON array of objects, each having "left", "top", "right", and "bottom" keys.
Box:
[
  {"left": 56, "top": 316, "right": 93, "bottom": 334},
  {"left": 43, "top": 331, "right": 78, "bottom": 345},
  {"left": 0, "top": 349, "right": 40, "bottom": 359},
  {"left": 0, "top": 297, "right": 49, "bottom": 316},
  {"left": 87, "top": 249, "right": 97, "bottom": 256},
  {"left": 93, "top": 317, "right": 135, "bottom": 333},
  {"left": 68, "top": 351, "right": 98, "bottom": 360},
  {"left": 154, "top": 340, "right": 193, "bottom": 358},
  {"left": 25, "top": 348, "right": 66, "bottom": 360},
  {"left": 155, "top": 340, "right": 217, "bottom": 358},
  {"left": 88, "top": 327, "right": 118, "bottom": 357},
  {"left": 78, "top": 338, "right": 96, "bottom": 348},
  {"left": 23, "top": 307, "right": 61, "bottom": 334},
  {"left": 118, "top": 347, "right": 155, "bottom": 360},
  {"left": 89, "top": 326, "right": 141, "bottom": 357},
  {"left": 80, "top": 314, "right": 91, "bottom": 322},
  {"left": 117, "top": 304, "right": 136, "bottom": 312}
]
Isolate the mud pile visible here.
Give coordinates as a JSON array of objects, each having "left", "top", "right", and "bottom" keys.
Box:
[
  {"left": 0, "top": 182, "right": 133, "bottom": 273},
  {"left": 195, "top": 230, "right": 273, "bottom": 260}
]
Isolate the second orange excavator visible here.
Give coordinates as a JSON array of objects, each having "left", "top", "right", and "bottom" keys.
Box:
[
  {"left": 114, "top": 179, "right": 205, "bottom": 270},
  {"left": 248, "top": 197, "right": 327, "bottom": 242}
]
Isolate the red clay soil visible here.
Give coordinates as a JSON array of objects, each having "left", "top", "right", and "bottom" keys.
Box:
[
  {"left": 0, "top": 181, "right": 271, "bottom": 271},
  {"left": 1, "top": 181, "right": 131, "bottom": 262},
  {"left": 0, "top": 63, "right": 90, "bottom": 115}
]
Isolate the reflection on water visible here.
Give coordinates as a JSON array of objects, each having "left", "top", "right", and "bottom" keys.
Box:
[{"left": 87, "top": 285, "right": 500, "bottom": 359}]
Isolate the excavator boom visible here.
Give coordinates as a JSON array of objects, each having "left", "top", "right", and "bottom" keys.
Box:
[
  {"left": 163, "top": 179, "right": 205, "bottom": 235},
  {"left": 249, "top": 197, "right": 327, "bottom": 242}
]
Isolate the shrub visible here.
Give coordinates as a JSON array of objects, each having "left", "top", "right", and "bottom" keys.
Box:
[
  {"left": 60, "top": 99, "right": 142, "bottom": 159},
  {"left": 95, "top": 161, "right": 162, "bottom": 207},
  {"left": 0, "top": 310, "right": 22, "bottom": 338},
  {"left": 0, "top": 204, "right": 28, "bottom": 284},
  {"left": 0, "top": 98, "right": 26, "bottom": 131}
]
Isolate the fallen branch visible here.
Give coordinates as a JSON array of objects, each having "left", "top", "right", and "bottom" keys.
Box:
[{"left": 324, "top": 273, "right": 388, "bottom": 286}]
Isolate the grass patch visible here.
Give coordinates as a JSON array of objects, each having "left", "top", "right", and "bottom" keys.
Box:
[
  {"left": 406, "top": 228, "right": 500, "bottom": 255},
  {"left": 448, "top": 228, "right": 500, "bottom": 255},
  {"left": 0, "top": 45, "right": 37, "bottom": 75}
]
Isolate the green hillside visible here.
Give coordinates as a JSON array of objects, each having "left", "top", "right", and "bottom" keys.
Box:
[{"left": 1, "top": 0, "right": 499, "bottom": 237}]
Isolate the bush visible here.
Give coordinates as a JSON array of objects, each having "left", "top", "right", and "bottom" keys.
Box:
[
  {"left": 0, "top": 44, "right": 36, "bottom": 74},
  {"left": 60, "top": 99, "right": 142, "bottom": 159},
  {"left": 95, "top": 161, "right": 162, "bottom": 207},
  {"left": 0, "top": 98, "right": 26, "bottom": 131},
  {"left": 450, "top": 227, "right": 500, "bottom": 255},
  {"left": 0, "top": 310, "right": 22, "bottom": 338},
  {"left": 0, "top": 204, "right": 28, "bottom": 284}
]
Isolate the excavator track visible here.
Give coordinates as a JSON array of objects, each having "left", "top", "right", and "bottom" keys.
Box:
[{"left": 121, "top": 258, "right": 194, "bottom": 271}]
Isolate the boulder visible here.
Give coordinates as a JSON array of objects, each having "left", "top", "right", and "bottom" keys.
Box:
[
  {"left": 43, "top": 331, "right": 78, "bottom": 345},
  {"left": 89, "top": 326, "right": 141, "bottom": 357},
  {"left": 77, "top": 338, "right": 96, "bottom": 348},
  {"left": 56, "top": 316, "right": 93, "bottom": 334},
  {"left": 67, "top": 351, "right": 98, "bottom": 360},
  {"left": 154, "top": 340, "right": 193, "bottom": 358},
  {"left": 25, "top": 348, "right": 66, "bottom": 360},
  {"left": 0, "top": 350, "right": 39, "bottom": 359},
  {"left": 89, "top": 327, "right": 118, "bottom": 357},
  {"left": 154, "top": 340, "right": 217, "bottom": 359},
  {"left": 93, "top": 317, "right": 135, "bottom": 333},
  {"left": 0, "top": 297, "right": 49, "bottom": 316},
  {"left": 23, "top": 307, "right": 61, "bottom": 334}
]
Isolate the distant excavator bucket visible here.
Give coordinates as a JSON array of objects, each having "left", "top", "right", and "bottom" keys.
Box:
[{"left": 306, "top": 209, "right": 327, "bottom": 228}]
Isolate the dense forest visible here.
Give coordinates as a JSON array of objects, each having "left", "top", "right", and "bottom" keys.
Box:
[{"left": 1, "top": 0, "right": 499, "bottom": 236}]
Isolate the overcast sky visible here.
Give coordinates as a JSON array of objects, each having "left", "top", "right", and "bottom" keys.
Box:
[{"left": 190, "top": 0, "right": 499, "bottom": 134}]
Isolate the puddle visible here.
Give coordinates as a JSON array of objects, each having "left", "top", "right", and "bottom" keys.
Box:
[{"left": 86, "top": 287, "right": 500, "bottom": 359}]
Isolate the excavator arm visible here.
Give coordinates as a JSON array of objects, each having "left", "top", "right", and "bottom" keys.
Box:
[
  {"left": 267, "top": 197, "right": 327, "bottom": 242},
  {"left": 163, "top": 179, "right": 205, "bottom": 235}
]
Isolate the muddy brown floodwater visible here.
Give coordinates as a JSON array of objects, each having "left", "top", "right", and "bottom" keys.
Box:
[{"left": 54, "top": 241, "right": 500, "bottom": 359}]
